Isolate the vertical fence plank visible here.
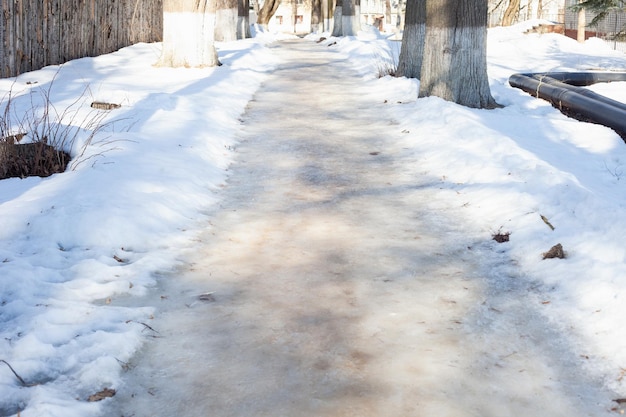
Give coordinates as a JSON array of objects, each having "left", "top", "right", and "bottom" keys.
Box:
[
  {"left": 48, "top": 0, "right": 61, "bottom": 68},
  {"left": 0, "top": 0, "right": 12, "bottom": 76},
  {"left": 1, "top": 0, "right": 163, "bottom": 78}
]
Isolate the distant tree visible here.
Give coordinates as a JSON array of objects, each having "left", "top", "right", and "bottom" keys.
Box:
[
  {"left": 291, "top": 0, "right": 298, "bottom": 32},
  {"left": 536, "top": 0, "right": 544, "bottom": 18},
  {"left": 158, "top": 0, "right": 220, "bottom": 67},
  {"left": 501, "top": 0, "right": 520, "bottom": 25},
  {"left": 238, "top": 0, "right": 252, "bottom": 38},
  {"left": 418, "top": 0, "right": 497, "bottom": 108},
  {"left": 215, "top": 0, "right": 238, "bottom": 41},
  {"left": 257, "top": 0, "right": 282, "bottom": 28},
  {"left": 332, "top": 0, "right": 343, "bottom": 35},
  {"left": 396, "top": 0, "right": 425, "bottom": 78},
  {"left": 311, "top": 0, "right": 322, "bottom": 32}
]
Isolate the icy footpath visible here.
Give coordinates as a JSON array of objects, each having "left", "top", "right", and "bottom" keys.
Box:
[
  {"left": 0, "top": 37, "right": 280, "bottom": 416},
  {"left": 105, "top": 39, "right": 618, "bottom": 417}
]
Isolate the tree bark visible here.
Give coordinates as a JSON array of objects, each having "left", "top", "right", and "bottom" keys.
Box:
[
  {"left": 158, "top": 0, "right": 220, "bottom": 68},
  {"left": 419, "top": 0, "right": 496, "bottom": 109},
  {"left": 501, "top": 0, "right": 520, "bottom": 26},
  {"left": 396, "top": 0, "right": 425, "bottom": 79},
  {"left": 257, "top": 0, "right": 281, "bottom": 28},
  {"left": 237, "top": 0, "right": 251, "bottom": 38}
]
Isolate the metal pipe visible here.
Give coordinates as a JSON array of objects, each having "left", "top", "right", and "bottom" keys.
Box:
[{"left": 508, "top": 72, "right": 626, "bottom": 139}]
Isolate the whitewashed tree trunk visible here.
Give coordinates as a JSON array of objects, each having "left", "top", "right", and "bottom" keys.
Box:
[
  {"left": 216, "top": 0, "right": 238, "bottom": 41},
  {"left": 158, "top": 0, "right": 220, "bottom": 68},
  {"left": 396, "top": 0, "right": 425, "bottom": 79},
  {"left": 341, "top": 0, "right": 360, "bottom": 35},
  {"left": 419, "top": 0, "right": 496, "bottom": 109},
  {"left": 331, "top": 0, "right": 343, "bottom": 35}
]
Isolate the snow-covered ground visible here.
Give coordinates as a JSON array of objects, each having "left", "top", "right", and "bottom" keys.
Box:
[{"left": 1, "top": 21, "right": 626, "bottom": 416}]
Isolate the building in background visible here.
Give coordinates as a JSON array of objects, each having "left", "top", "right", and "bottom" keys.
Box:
[{"left": 268, "top": 0, "right": 314, "bottom": 34}]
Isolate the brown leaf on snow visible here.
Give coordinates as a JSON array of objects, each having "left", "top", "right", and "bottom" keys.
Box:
[
  {"left": 87, "top": 388, "right": 116, "bottom": 402},
  {"left": 492, "top": 232, "right": 510, "bottom": 243},
  {"left": 543, "top": 243, "right": 565, "bottom": 259}
]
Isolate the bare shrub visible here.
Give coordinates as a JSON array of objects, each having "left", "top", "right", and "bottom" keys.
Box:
[{"left": 0, "top": 73, "right": 120, "bottom": 179}]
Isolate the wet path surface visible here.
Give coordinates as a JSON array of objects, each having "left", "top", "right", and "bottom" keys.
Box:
[{"left": 107, "top": 40, "right": 614, "bottom": 417}]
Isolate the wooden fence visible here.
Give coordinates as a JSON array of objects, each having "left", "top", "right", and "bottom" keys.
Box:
[{"left": 1, "top": 0, "right": 163, "bottom": 78}]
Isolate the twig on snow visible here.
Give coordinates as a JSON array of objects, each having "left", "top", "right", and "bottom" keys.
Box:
[
  {"left": 0, "top": 359, "right": 34, "bottom": 387},
  {"left": 126, "top": 320, "right": 161, "bottom": 336}
]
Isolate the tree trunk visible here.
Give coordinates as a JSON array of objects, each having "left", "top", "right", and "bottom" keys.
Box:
[
  {"left": 158, "top": 0, "right": 220, "bottom": 68},
  {"left": 396, "top": 0, "right": 425, "bottom": 79},
  {"left": 501, "top": 0, "right": 520, "bottom": 26},
  {"left": 237, "top": 0, "right": 251, "bottom": 38},
  {"left": 311, "top": 0, "right": 322, "bottom": 33},
  {"left": 257, "top": 0, "right": 281, "bottom": 28},
  {"left": 537, "top": 0, "right": 543, "bottom": 19},
  {"left": 215, "top": 0, "right": 238, "bottom": 41},
  {"left": 331, "top": 0, "right": 343, "bottom": 35},
  {"left": 341, "top": 0, "right": 361, "bottom": 35},
  {"left": 292, "top": 0, "right": 298, "bottom": 33},
  {"left": 419, "top": 0, "right": 496, "bottom": 109}
]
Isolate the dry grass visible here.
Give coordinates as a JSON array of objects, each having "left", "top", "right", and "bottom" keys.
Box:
[{"left": 0, "top": 74, "right": 118, "bottom": 179}]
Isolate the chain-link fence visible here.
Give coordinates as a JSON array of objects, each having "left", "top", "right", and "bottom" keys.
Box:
[
  {"left": 487, "top": 0, "right": 625, "bottom": 54},
  {"left": 563, "top": 0, "right": 626, "bottom": 52}
]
